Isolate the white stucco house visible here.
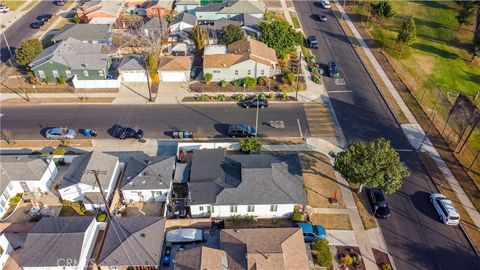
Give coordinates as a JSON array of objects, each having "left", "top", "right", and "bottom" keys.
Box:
[
  {"left": 203, "top": 38, "right": 278, "bottom": 82},
  {"left": 58, "top": 151, "right": 120, "bottom": 211},
  {"left": 20, "top": 217, "right": 98, "bottom": 270},
  {"left": 0, "top": 156, "right": 58, "bottom": 217},
  {"left": 121, "top": 155, "right": 175, "bottom": 202},
  {"left": 118, "top": 55, "right": 148, "bottom": 82},
  {"left": 188, "top": 148, "right": 308, "bottom": 218}
]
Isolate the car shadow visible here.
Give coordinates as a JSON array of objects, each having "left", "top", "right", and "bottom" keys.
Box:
[
  {"left": 213, "top": 123, "right": 230, "bottom": 137},
  {"left": 411, "top": 191, "right": 439, "bottom": 222},
  {"left": 40, "top": 127, "right": 56, "bottom": 138},
  {"left": 107, "top": 124, "right": 124, "bottom": 138}
]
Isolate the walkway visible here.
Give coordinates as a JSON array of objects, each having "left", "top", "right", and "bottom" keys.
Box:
[{"left": 333, "top": 0, "right": 480, "bottom": 230}]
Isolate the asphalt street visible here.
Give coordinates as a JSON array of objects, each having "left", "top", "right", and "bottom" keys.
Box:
[
  {"left": 1, "top": 0, "right": 62, "bottom": 63},
  {"left": 294, "top": 1, "right": 480, "bottom": 269},
  {"left": 0, "top": 103, "right": 308, "bottom": 139}
]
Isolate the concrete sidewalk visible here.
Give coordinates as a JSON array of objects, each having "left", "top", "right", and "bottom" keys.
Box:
[{"left": 333, "top": 0, "right": 480, "bottom": 231}]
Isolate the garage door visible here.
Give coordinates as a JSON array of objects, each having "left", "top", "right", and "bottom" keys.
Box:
[
  {"left": 123, "top": 72, "right": 148, "bottom": 82},
  {"left": 160, "top": 72, "right": 187, "bottom": 82}
]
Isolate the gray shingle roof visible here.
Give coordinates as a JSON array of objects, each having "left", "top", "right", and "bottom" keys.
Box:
[
  {"left": 121, "top": 156, "right": 174, "bottom": 190},
  {"left": 195, "top": 2, "right": 227, "bottom": 12},
  {"left": 29, "top": 38, "right": 109, "bottom": 70},
  {"left": 118, "top": 55, "right": 145, "bottom": 71},
  {"left": 188, "top": 149, "right": 307, "bottom": 205},
  {"left": 52, "top": 24, "right": 111, "bottom": 43},
  {"left": 175, "top": 246, "right": 228, "bottom": 270},
  {"left": 174, "top": 162, "right": 191, "bottom": 183},
  {"left": 172, "top": 12, "right": 197, "bottom": 25},
  {"left": 218, "top": 0, "right": 264, "bottom": 14},
  {"left": 20, "top": 217, "right": 95, "bottom": 267},
  {"left": 60, "top": 151, "right": 118, "bottom": 190},
  {"left": 0, "top": 156, "right": 50, "bottom": 193},
  {"left": 98, "top": 217, "right": 166, "bottom": 266}
]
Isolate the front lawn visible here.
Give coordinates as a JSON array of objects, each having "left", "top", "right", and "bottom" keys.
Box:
[{"left": 310, "top": 213, "right": 353, "bottom": 230}]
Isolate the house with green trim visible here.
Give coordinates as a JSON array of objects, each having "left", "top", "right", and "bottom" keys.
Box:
[
  {"left": 29, "top": 38, "right": 110, "bottom": 82},
  {"left": 194, "top": 0, "right": 265, "bottom": 22}
]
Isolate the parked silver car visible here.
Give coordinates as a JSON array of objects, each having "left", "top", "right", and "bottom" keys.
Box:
[{"left": 45, "top": 128, "right": 76, "bottom": 140}]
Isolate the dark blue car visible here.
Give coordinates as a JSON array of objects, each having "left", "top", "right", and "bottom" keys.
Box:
[{"left": 298, "top": 223, "right": 326, "bottom": 242}]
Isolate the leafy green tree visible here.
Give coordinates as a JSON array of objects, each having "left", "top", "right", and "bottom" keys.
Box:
[
  {"left": 15, "top": 39, "right": 43, "bottom": 67},
  {"left": 372, "top": 0, "right": 396, "bottom": 20},
  {"left": 243, "top": 76, "right": 256, "bottom": 89},
  {"left": 330, "top": 138, "right": 410, "bottom": 194},
  {"left": 191, "top": 26, "right": 209, "bottom": 52},
  {"left": 312, "top": 239, "right": 332, "bottom": 268},
  {"left": 259, "top": 18, "right": 303, "bottom": 58},
  {"left": 166, "top": 10, "right": 179, "bottom": 23},
  {"left": 204, "top": 73, "right": 213, "bottom": 83},
  {"left": 471, "top": 34, "right": 480, "bottom": 62},
  {"left": 239, "top": 137, "right": 261, "bottom": 153},
  {"left": 219, "top": 24, "right": 245, "bottom": 45},
  {"left": 456, "top": 3, "right": 475, "bottom": 31},
  {"left": 397, "top": 16, "right": 417, "bottom": 46}
]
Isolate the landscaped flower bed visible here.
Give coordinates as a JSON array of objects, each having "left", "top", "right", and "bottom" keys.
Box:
[
  {"left": 182, "top": 93, "right": 297, "bottom": 102},
  {"left": 372, "top": 248, "right": 393, "bottom": 270},
  {"left": 336, "top": 246, "right": 366, "bottom": 270}
]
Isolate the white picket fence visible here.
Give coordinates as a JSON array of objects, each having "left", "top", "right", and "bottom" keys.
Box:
[{"left": 72, "top": 76, "right": 120, "bottom": 89}]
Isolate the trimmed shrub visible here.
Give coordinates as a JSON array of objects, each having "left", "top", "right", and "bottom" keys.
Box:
[
  {"left": 196, "top": 94, "right": 210, "bottom": 101},
  {"left": 53, "top": 148, "right": 67, "bottom": 155},
  {"left": 257, "top": 76, "right": 269, "bottom": 86},
  {"left": 243, "top": 76, "right": 257, "bottom": 89},
  {"left": 257, "top": 92, "right": 266, "bottom": 100},
  {"left": 282, "top": 71, "right": 296, "bottom": 86},
  {"left": 204, "top": 73, "right": 213, "bottom": 83},
  {"left": 239, "top": 137, "right": 261, "bottom": 153},
  {"left": 382, "top": 263, "right": 393, "bottom": 270},
  {"left": 312, "top": 75, "right": 322, "bottom": 84},
  {"left": 234, "top": 93, "right": 245, "bottom": 101},
  {"left": 97, "top": 213, "right": 107, "bottom": 222},
  {"left": 312, "top": 239, "right": 332, "bottom": 268},
  {"left": 291, "top": 205, "right": 302, "bottom": 222},
  {"left": 232, "top": 78, "right": 243, "bottom": 86},
  {"left": 279, "top": 84, "right": 293, "bottom": 93},
  {"left": 340, "top": 255, "right": 353, "bottom": 267},
  {"left": 57, "top": 75, "right": 67, "bottom": 85},
  {"left": 277, "top": 91, "right": 288, "bottom": 101},
  {"left": 8, "top": 193, "right": 23, "bottom": 205},
  {"left": 219, "top": 80, "right": 228, "bottom": 87},
  {"left": 218, "top": 94, "right": 226, "bottom": 101},
  {"left": 267, "top": 92, "right": 275, "bottom": 99}
]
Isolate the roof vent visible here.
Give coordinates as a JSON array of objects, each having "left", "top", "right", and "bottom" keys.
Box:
[
  {"left": 142, "top": 180, "right": 146, "bottom": 184},
  {"left": 16, "top": 156, "right": 21, "bottom": 160}
]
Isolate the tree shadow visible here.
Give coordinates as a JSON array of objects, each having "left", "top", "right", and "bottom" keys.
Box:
[
  {"left": 410, "top": 190, "right": 440, "bottom": 222},
  {"left": 411, "top": 43, "right": 459, "bottom": 59},
  {"left": 417, "top": 0, "right": 451, "bottom": 10}
]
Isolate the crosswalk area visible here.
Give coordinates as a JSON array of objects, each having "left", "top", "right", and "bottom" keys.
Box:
[{"left": 304, "top": 103, "right": 338, "bottom": 138}]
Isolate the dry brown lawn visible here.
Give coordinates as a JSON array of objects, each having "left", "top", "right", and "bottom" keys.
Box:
[
  {"left": 352, "top": 192, "right": 378, "bottom": 230},
  {"left": 310, "top": 213, "right": 353, "bottom": 230},
  {"left": 300, "top": 152, "right": 345, "bottom": 208}
]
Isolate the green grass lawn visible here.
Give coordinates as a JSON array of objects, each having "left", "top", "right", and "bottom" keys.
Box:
[
  {"left": 357, "top": 1, "right": 480, "bottom": 96},
  {"left": 1, "top": 0, "right": 26, "bottom": 11},
  {"left": 289, "top": 11, "right": 301, "bottom": 28}
]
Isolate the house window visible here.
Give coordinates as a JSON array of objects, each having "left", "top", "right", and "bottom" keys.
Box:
[
  {"left": 270, "top": 204, "right": 278, "bottom": 212},
  {"left": 247, "top": 70, "right": 251, "bottom": 75},
  {"left": 207, "top": 206, "right": 211, "bottom": 213},
  {"left": 212, "top": 70, "right": 221, "bottom": 74},
  {"left": 83, "top": 70, "right": 89, "bottom": 77},
  {"left": 155, "top": 191, "right": 162, "bottom": 195},
  {"left": 234, "top": 70, "right": 239, "bottom": 75},
  {"left": 0, "top": 199, "right": 6, "bottom": 209},
  {"left": 52, "top": 70, "right": 59, "bottom": 78},
  {"left": 137, "top": 191, "right": 142, "bottom": 195},
  {"left": 247, "top": 205, "right": 255, "bottom": 212},
  {"left": 3, "top": 189, "right": 10, "bottom": 200},
  {"left": 230, "top": 205, "right": 237, "bottom": 213},
  {"left": 261, "top": 70, "right": 265, "bottom": 75},
  {"left": 38, "top": 70, "right": 46, "bottom": 79},
  {"left": 99, "top": 70, "right": 104, "bottom": 77},
  {"left": 199, "top": 206, "right": 204, "bottom": 211},
  {"left": 65, "top": 70, "right": 72, "bottom": 77}
]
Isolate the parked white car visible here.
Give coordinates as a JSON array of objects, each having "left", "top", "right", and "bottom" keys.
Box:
[
  {"left": 320, "top": 0, "right": 331, "bottom": 9},
  {"left": 45, "top": 127, "right": 77, "bottom": 140},
  {"left": 430, "top": 193, "right": 460, "bottom": 225},
  {"left": 0, "top": 5, "right": 9, "bottom": 13}
]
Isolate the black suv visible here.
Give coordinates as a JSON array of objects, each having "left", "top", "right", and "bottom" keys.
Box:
[
  {"left": 227, "top": 124, "right": 256, "bottom": 138},
  {"left": 38, "top": 14, "right": 53, "bottom": 22},
  {"left": 307, "top": 36, "right": 319, "bottom": 49},
  {"left": 30, "top": 21, "right": 45, "bottom": 29},
  {"left": 367, "top": 188, "right": 391, "bottom": 219},
  {"left": 241, "top": 98, "right": 268, "bottom": 109},
  {"left": 328, "top": 61, "right": 340, "bottom": 78}
]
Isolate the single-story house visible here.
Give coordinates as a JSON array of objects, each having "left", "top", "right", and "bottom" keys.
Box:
[
  {"left": 213, "top": 13, "right": 262, "bottom": 37},
  {"left": 77, "top": 0, "right": 125, "bottom": 24},
  {"left": 19, "top": 217, "right": 99, "bottom": 270},
  {"left": 188, "top": 148, "right": 307, "bottom": 218},
  {"left": 157, "top": 56, "right": 192, "bottom": 82},
  {"left": 125, "top": 0, "right": 172, "bottom": 18},
  {"left": 121, "top": 155, "right": 175, "bottom": 202},
  {"left": 195, "top": 0, "right": 264, "bottom": 22},
  {"left": 98, "top": 217, "right": 165, "bottom": 270},
  {"left": 174, "top": 228, "right": 310, "bottom": 270},
  {"left": 52, "top": 24, "right": 113, "bottom": 45},
  {"left": 29, "top": 38, "right": 110, "bottom": 82},
  {"left": 203, "top": 37, "right": 278, "bottom": 81},
  {"left": 118, "top": 55, "right": 147, "bottom": 82},
  {"left": 174, "top": 0, "right": 200, "bottom": 15},
  {"left": 58, "top": 151, "right": 120, "bottom": 211},
  {"left": 169, "top": 12, "right": 196, "bottom": 33},
  {"left": 0, "top": 156, "right": 57, "bottom": 217},
  {"left": 139, "top": 16, "right": 168, "bottom": 39}
]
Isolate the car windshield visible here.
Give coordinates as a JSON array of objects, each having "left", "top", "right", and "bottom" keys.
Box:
[
  {"left": 449, "top": 216, "right": 460, "bottom": 220},
  {"left": 312, "top": 226, "right": 318, "bottom": 236}
]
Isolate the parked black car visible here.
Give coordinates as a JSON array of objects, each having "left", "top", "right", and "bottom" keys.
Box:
[
  {"left": 30, "top": 21, "right": 45, "bottom": 29},
  {"left": 227, "top": 124, "right": 256, "bottom": 138},
  {"left": 367, "top": 188, "right": 391, "bottom": 219},
  {"left": 328, "top": 61, "right": 340, "bottom": 78},
  {"left": 54, "top": 0, "right": 67, "bottom": 6},
  {"left": 241, "top": 98, "right": 268, "bottom": 109},
  {"left": 113, "top": 126, "right": 144, "bottom": 139},
  {"left": 38, "top": 14, "right": 53, "bottom": 22},
  {"left": 307, "top": 36, "right": 319, "bottom": 49}
]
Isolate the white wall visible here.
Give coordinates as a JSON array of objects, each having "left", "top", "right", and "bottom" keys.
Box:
[
  {"left": 72, "top": 76, "right": 120, "bottom": 88},
  {"left": 122, "top": 188, "right": 169, "bottom": 202},
  {"left": 0, "top": 234, "right": 13, "bottom": 270},
  {"left": 77, "top": 220, "right": 98, "bottom": 270},
  {"left": 177, "top": 142, "right": 239, "bottom": 155},
  {"left": 170, "top": 22, "right": 193, "bottom": 32},
  {"left": 190, "top": 204, "right": 295, "bottom": 218}
]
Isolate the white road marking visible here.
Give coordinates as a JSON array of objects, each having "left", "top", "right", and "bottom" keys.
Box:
[
  {"left": 328, "top": 90, "right": 353, "bottom": 93},
  {"left": 395, "top": 149, "right": 413, "bottom": 152}
]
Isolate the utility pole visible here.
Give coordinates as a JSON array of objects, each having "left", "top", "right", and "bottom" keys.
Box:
[
  {"left": 255, "top": 93, "right": 259, "bottom": 138},
  {"left": 85, "top": 169, "right": 111, "bottom": 218},
  {"left": 295, "top": 50, "right": 302, "bottom": 100}
]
